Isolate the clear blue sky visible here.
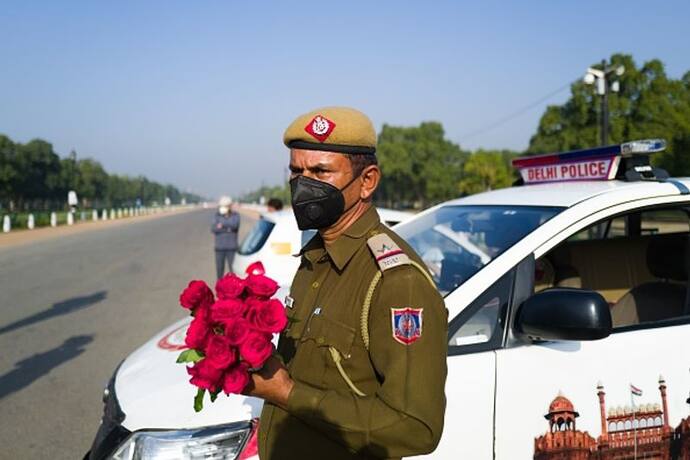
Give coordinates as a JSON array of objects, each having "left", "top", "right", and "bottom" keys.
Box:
[{"left": 1, "top": 0, "right": 688, "bottom": 198}]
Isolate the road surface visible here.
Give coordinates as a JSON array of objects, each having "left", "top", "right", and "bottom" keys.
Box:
[{"left": 0, "top": 208, "right": 256, "bottom": 459}]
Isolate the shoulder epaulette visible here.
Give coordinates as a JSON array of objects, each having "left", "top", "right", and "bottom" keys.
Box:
[{"left": 366, "top": 232, "right": 411, "bottom": 272}]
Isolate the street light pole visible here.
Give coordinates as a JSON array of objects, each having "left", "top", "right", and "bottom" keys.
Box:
[
  {"left": 584, "top": 60, "right": 625, "bottom": 146},
  {"left": 601, "top": 59, "right": 609, "bottom": 146}
]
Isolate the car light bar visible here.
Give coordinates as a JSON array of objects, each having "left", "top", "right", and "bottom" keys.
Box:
[{"left": 512, "top": 139, "right": 666, "bottom": 185}]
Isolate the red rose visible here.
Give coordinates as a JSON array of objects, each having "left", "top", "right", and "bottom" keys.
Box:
[
  {"left": 222, "top": 362, "right": 250, "bottom": 395},
  {"left": 210, "top": 298, "right": 247, "bottom": 323},
  {"left": 247, "top": 298, "right": 288, "bottom": 334},
  {"left": 215, "top": 274, "right": 246, "bottom": 299},
  {"left": 179, "top": 280, "right": 214, "bottom": 311},
  {"left": 245, "top": 274, "right": 278, "bottom": 298},
  {"left": 222, "top": 317, "right": 251, "bottom": 345},
  {"left": 185, "top": 308, "right": 212, "bottom": 350},
  {"left": 187, "top": 359, "right": 224, "bottom": 391},
  {"left": 239, "top": 331, "right": 274, "bottom": 368},
  {"left": 204, "top": 334, "right": 237, "bottom": 369},
  {"left": 244, "top": 297, "right": 267, "bottom": 313},
  {"left": 245, "top": 261, "right": 265, "bottom": 276}
]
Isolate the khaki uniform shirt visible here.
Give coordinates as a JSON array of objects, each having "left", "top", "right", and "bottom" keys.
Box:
[{"left": 259, "top": 206, "right": 448, "bottom": 459}]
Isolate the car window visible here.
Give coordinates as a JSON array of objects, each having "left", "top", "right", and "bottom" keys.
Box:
[
  {"left": 640, "top": 208, "right": 690, "bottom": 235},
  {"left": 238, "top": 219, "right": 275, "bottom": 255},
  {"left": 448, "top": 269, "right": 514, "bottom": 355},
  {"left": 541, "top": 204, "right": 690, "bottom": 330},
  {"left": 569, "top": 208, "right": 690, "bottom": 241},
  {"left": 395, "top": 205, "right": 562, "bottom": 296}
]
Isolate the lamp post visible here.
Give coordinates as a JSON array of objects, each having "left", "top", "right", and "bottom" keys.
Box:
[{"left": 583, "top": 59, "right": 625, "bottom": 146}]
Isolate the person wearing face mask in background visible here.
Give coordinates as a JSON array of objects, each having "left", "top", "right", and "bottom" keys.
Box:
[
  {"left": 246, "top": 107, "right": 448, "bottom": 460},
  {"left": 211, "top": 196, "right": 240, "bottom": 280}
]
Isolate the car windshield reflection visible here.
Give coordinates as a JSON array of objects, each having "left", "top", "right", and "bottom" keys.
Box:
[{"left": 396, "top": 205, "right": 563, "bottom": 295}]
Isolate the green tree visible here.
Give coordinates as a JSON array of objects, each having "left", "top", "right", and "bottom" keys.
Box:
[
  {"left": 377, "top": 122, "right": 468, "bottom": 208},
  {"left": 0, "top": 135, "right": 18, "bottom": 209},
  {"left": 529, "top": 54, "right": 690, "bottom": 175},
  {"left": 458, "top": 150, "right": 515, "bottom": 195},
  {"left": 76, "top": 158, "right": 108, "bottom": 206},
  {"left": 13, "top": 139, "right": 62, "bottom": 209}
]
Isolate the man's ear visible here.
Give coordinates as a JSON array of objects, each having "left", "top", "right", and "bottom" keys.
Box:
[{"left": 360, "top": 165, "right": 380, "bottom": 201}]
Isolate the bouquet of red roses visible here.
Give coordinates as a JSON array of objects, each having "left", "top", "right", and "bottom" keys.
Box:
[{"left": 177, "top": 262, "right": 287, "bottom": 412}]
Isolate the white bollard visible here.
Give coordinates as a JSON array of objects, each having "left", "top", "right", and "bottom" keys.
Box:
[
  {"left": 50, "top": 212, "right": 57, "bottom": 227},
  {"left": 129, "top": 207, "right": 134, "bottom": 216},
  {"left": 102, "top": 209, "right": 108, "bottom": 221},
  {"left": 92, "top": 209, "right": 99, "bottom": 221},
  {"left": 110, "top": 209, "right": 116, "bottom": 220},
  {"left": 67, "top": 212, "right": 74, "bottom": 226},
  {"left": 117, "top": 209, "right": 123, "bottom": 219},
  {"left": 27, "top": 214, "right": 35, "bottom": 230},
  {"left": 2, "top": 215, "right": 10, "bottom": 233}
]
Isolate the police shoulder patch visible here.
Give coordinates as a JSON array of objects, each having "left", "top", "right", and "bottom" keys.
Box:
[
  {"left": 367, "top": 233, "right": 410, "bottom": 272},
  {"left": 391, "top": 307, "right": 423, "bottom": 345}
]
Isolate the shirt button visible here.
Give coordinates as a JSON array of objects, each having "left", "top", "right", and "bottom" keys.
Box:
[
  {"left": 311, "top": 281, "right": 320, "bottom": 289},
  {"left": 317, "top": 337, "right": 325, "bottom": 344}
]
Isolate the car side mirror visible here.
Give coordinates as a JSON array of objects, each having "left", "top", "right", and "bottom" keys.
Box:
[{"left": 515, "top": 288, "right": 612, "bottom": 342}]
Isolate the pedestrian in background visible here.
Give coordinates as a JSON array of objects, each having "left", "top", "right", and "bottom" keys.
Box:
[
  {"left": 211, "top": 196, "right": 240, "bottom": 280},
  {"left": 266, "top": 197, "right": 283, "bottom": 212}
]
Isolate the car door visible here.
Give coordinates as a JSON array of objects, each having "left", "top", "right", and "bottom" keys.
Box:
[
  {"left": 415, "top": 268, "right": 518, "bottom": 459},
  {"left": 494, "top": 203, "right": 690, "bottom": 459}
]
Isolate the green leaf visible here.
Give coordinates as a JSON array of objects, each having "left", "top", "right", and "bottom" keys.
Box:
[
  {"left": 177, "top": 349, "right": 204, "bottom": 363},
  {"left": 194, "top": 388, "right": 205, "bottom": 412},
  {"left": 210, "top": 389, "right": 220, "bottom": 403}
]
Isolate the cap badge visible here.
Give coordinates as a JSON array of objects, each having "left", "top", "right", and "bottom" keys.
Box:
[{"left": 305, "top": 115, "right": 336, "bottom": 143}]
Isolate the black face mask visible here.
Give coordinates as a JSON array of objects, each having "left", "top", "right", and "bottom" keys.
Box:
[{"left": 289, "top": 174, "right": 360, "bottom": 230}]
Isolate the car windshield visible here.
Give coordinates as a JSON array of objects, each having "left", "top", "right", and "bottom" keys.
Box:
[
  {"left": 238, "top": 218, "right": 275, "bottom": 255},
  {"left": 396, "top": 205, "right": 563, "bottom": 295}
]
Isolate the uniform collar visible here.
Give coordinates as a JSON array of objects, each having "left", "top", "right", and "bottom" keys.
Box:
[{"left": 325, "top": 206, "right": 380, "bottom": 271}]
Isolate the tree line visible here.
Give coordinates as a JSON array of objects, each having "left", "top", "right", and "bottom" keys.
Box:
[
  {"left": 0, "top": 135, "right": 203, "bottom": 211},
  {"left": 243, "top": 54, "right": 690, "bottom": 209}
]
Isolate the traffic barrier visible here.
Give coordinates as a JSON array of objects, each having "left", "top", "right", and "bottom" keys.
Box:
[
  {"left": 67, "top": 212, "right": 74, "bottom": 226},
  {"left": 27, "top": 214, "right": 35, "bottom": 230},
  {"left": 2, "top": 215, "right": 10, "bottom": 233},
  {"left": 117, "top": 209, "right": 123, "bottom": 219},
  {"left": 102, "top": 209, "right": 108, "bottom": 221},
  {"left": 50, "top": 212, "right": 57, "bottom": 227},
  {"left": 110, "top": 209, "right": 116, "bottom": 220},
  {"left": 93, "top": 210, "right": 99, "bottom": 221}
]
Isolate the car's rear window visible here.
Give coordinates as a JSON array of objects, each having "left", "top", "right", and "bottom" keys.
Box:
[{"left": 238, "top": 219, "right": 275, "bottom": 255}]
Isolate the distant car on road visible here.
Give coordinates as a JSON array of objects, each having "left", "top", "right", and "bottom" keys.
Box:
[
  {"left": 87, "top": 140, "right": 690, "bottom": 459},
  {"left": 232, "top": 207, "right": 413, "bottom": 287}
]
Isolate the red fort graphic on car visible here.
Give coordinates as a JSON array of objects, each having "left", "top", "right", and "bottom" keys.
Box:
[{"left": 533, "top": 377, "right": 690, "bottom": 459}]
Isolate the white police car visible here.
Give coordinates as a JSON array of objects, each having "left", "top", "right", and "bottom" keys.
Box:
[
  {"left": 232, "top": 207, "right": 413, "bottom": 287},
  {"left": 87, "top": 140, "right": 690, "bottom": 459}
]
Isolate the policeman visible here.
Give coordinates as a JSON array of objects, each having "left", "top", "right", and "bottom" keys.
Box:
[{"left": 247, "top": 107, "right": 448, "bottom": 459}]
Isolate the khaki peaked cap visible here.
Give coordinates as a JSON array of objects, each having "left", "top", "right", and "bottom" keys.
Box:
[{"left": 283, "top": 106, "right": 377, "bottom": 155}]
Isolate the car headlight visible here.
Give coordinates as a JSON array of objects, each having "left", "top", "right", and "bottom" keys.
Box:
[{"left": 108, "top": 421, "right": 252, "bottom": 460}]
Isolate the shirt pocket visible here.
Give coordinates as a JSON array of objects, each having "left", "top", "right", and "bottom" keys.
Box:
[{"left": 301, "top": 314, "right": 356, "bottom": 359}]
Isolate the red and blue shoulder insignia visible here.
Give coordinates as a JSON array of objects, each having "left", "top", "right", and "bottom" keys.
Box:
[{"left": 391, "top": 307, "right": 423, "bottom": 345}]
